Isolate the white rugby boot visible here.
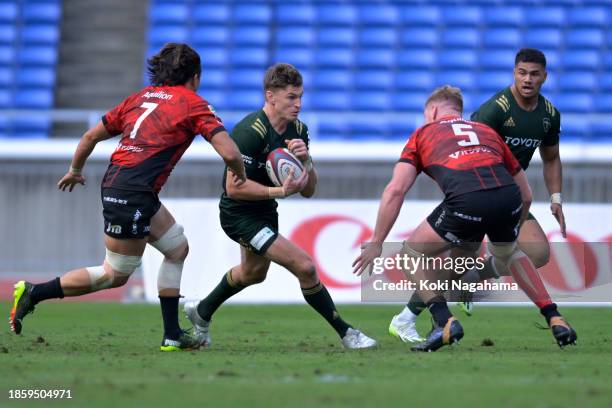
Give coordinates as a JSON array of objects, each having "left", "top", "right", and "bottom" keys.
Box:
[
  {"left": 184, "top": 300, "right": 211, "bottom": 347},
  {"left": 389, "top": 314, "right": 425, "bottom": 343},
  {"left": 341, "top": 328, "right": 378, "bottom": 349}
]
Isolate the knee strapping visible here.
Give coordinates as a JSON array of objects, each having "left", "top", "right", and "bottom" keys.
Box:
[
  {"left": 157, "top": 259, "right": 183, "bottom": 290},
  {"left": 105, "top": 248, "right": 142, "bottom": 275},
  {"left": 86, "top": 265, "right": 112, "bottom": 291},
  {"left": 150, "top": 223, "right": 187, "bottom": 255}
]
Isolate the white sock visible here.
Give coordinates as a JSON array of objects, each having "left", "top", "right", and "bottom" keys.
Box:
[{"left": 395, "top": 306, "right": 417, "bottom": 323}]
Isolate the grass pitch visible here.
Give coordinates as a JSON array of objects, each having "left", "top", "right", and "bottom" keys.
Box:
[{"left": 1, "top": 302, "right": 611, "bottom": 408}]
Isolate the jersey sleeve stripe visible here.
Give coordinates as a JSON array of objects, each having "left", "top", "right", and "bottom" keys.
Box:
[
  {"left": 495, "top": 99, "right": 509, "bottom": 112},
  {"left": 251, "top": 123, "right": 265, "bottom": 138}
]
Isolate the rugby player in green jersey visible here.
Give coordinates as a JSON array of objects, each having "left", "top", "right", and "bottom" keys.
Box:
[
  {"left": 184, "top": 63, "right": 377, "bottom": 349},
  {"left": 389, "top": 49, "right": 577, "bottom": 348}
]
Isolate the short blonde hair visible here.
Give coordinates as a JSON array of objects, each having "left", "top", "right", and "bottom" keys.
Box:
[{"left": 425, "top": 85, "right": 463, "bottom": 112}]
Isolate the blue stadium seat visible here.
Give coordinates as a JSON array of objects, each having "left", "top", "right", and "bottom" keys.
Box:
[
  {"left": 483, "top": 7, "right": 523, "bottom": 27},
  {"left": 479, "top": 71, "right": 512, "bottom": 91},
  {"left": 310, "top": 92, "right": 350, "bottom": 111},
  {"left": 565, "top": 29, "right": 604, "bottom": 49},
  {"left": 191, "top": 27, "right": 228, "bottom": 46},
  {"left": 200, "top": 90, "right": 227, "bottom": 111},
  {"left": 595, "top": 95, "right": 612, "bottom": 113},
  {"left": 604, "top": 54, "right": 612, "bottom": 69},
  {"left": 351, "top": 92, "right": 391, "bottom": 111},
  {"left": 232, "top": 27, "right": 270, "bottom": 46},
  {"left": 541, "top": 49, "right": 560, "bottom": 70},
  {"left": 233, "top": 4, "right": 271, "bottom": 24},
  {"left": 14, "top": 89, "right": 53, "bottom": 109},
  {"left": 394, "top": 92, "right": 428, "bottom": 111},
  {"left": 149, "top": 26, "right": 188, "bottom": 47},
  {"left": 312, "top": 70, "right": 352, "bottom": 90},
  {"left": 0, "top": 67, "right": 12, "bottom": 86},
  {"left": 12, "top": 116, "right": 51, "bottom": 133},
  {"left": 358, "top": 28, "right": 396, "bottom": 47},
  {"left": 228, "top": 69, "right": 261, "bottom": 90},
  {"left": 16, "top": 68, "right": 55, "bottom": 87},
  {"left": 319, "top": 120, "right": 348, "bottom": 139},
  {"left": 562, "top": 119, "right": 590, "bottom": 140},
  {"left": 225, "top": 91, "right": 261, "bottom": 110},
  {"left": 0, "top": 45, "right": 15, "bottom": 65},
  {"left": 347, "top": 118, "right": 389, "bottom": 139},
  {"left": 315, "top": 48, "right": 353, "bottom": 68},
  {"left": 193, "top": 4, "right": 229, "bottom": 23},
  {"left": 562, "top": 51, "right": 600, "bottom": 70},
  {"left": 0, "top": 89, "right": 9, "bottom": 108},
  {"left": 435, "top": 71, "right": 475, "bottom": 90},
  {"left": 479, "top": 50, "right": 515, "bottom": 69},
  {"left": 437, "top": 50, "right": 476, "bottom": 69},
  {"left": 317, "top": 28, "right": 355, "bottom": 47},
  {"left": 389, "top": 119, "right": 414, "bottom": 140},
  {"left": 395, "top": 71, "right": 434, "bottom": 91},
  {"left": 354, "top": 70, "right": 393, "bottom": 90},
  {"left": 276, "top": 4, "right": 315, "bottom": 24},
  {"left": 150, "top": 4, "right": 189, "bottom": 24},
  {"left": 398, "top": 6, "right": 439, "bottom": 26},
  {"left": 399, "top": 28, "right": 437, "bottom": 48},
  {"left": 18, "top": 46, "right": 57, "bottom": 66},
  {"left": 199, "top": 69, "right": 225, "bottom": 90},
  {"left": 21, "top": 25, "right": 60, "bottom": 45},
  {"left": 557, "top": 72, "right": 596, "bottom": 92},
  {"left": 525, "top": 8, "right": 566, "bottom": 26},
  {"left": 590, "top": 122, "right": 612, "bottom": 141},
  {"left": 276, "top": 28, "right": 314, "bottom": 47},
  {"left": 542, "top": 72, "right": 558, "bottom": 93},
  {"left": 356, "top": 49, "right": 394, "bottom": 69},
  {"left": 316, "top": 4, "right": 357, "bottom": 26},
  {"left": 441, "top": 28, "right": 479, "bottom": 48},
  {"left": 0, "top": 25, "right": 16, "bottom": 44},
  {"left": 599, "top": 73, "right": 612, "bottom": 91},
  {"left": 524, "top": 29, "right": 562, "bottom": 49},
  {"left": 483, "top": 28, "right": 521, "bottom": 49},
  {"left": 22, "top": 3, "right": 61, "bottom": 22},
  {"left": 357, "top": 5, "right": 398, "bottom": 25},
  {"left": 274, "top": 48, "right": 313, "bottom": 68},
  {"left": 397, "top": 50, "right": 436, "bottom": 69},
  {"left": 0, "top": 3, "right": 18, "bottom": 22},
  {"left": 567, "top": 7, "right": 606, "bottom": 27},
  {"left": 553, "top": 93, "right": 593, "bottom": 113},
  {"left": 198, "top": 47, "right": 227, "bottom": 67},
  {"left": 442, "top": 7, "right": 481, "bottom": 26},
  {"left": 230, "top": 48, "right": 268, "bottom": 68}
]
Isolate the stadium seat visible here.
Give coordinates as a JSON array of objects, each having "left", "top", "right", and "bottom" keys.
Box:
[
  {"left": 312, "top": 70, "right": 352, "bottom": 90},
  {"left": 200, "top": 90, "right": 227, "bottom": 111},
  {"left": 198, "top": 47, "right": 227, "bottom": 67},
  {"left": 394, "top": 92, "right": 429, "bottom": 111},
  {"left": 562, "top": 51, "right": 600, "bottom": 70},
  {"left": 224, "top": 90, "right": 262, "bottom": 111},
  {"left": 351, "top": 92, "right": 391, "bottom": 111},
  {"left": 319, "top": 120, "right": 348, "bottom": 139},
  {"left": 399, "top": 28, "right": 437, "bottom": 48},
  {"left": 276, "top": 4, "right": 315, "bottom": 24},
  {"left": 16, "top": 68, "right": 55, "bottom": 87},
  {"left": 149, "top": 26, "right": 188, "bottom": 47},
  {"left": 395, "top": 71, "right": 434, "bottom": 91},
  {"left": 0, "top": 67, "right": 13, "bottom": 86},
  {"left": 567, "top": 7, "right": 607, "bottom": 27},
  {"left": 525, "top": 8, "right": 565, "bottom": 26},
  {"left": 397, "top": 50, "right": 436, "bottom": 69},
  {"left": 150, "top": 4, "right": 189, "bottom": 24},
  {"left": 599, "top": 73, "right": 612, "bottom": 91},
  {"left": 18, "top": 46, "right": 57, "bottom": 66},
  {"left": 562, "top": 118, "right": 590, "bottom": 140},
  {"left": 347, "top": 118, "right": 389, "bottom": 139},
  {"left": 0, "top": 45, "right": 15, "bottom": 65},
  {"left": 12, "top": 116, "right": 51, "bottom": 133},
  {"left": 228, "top": 69, "right": 261, "bottom": 90},
  {"left": 191, "top": 27, "right": 228, "bottom": 46},
  {"left": 274, "top": 48, "right": 313, "bottom": 68},
  {"left": 0, "top": 25, "right": 16, "bottom": 44},
  {"left": 442, "top": 7, "right": 481, "bottom": 26},
  {"left": 440, "top": 28, "right": 480, "bottom": 48},
  {"left": 541, "top": 49, "right": 560, "bottom": 70},
  {"left": 232, "top": 27, "right": 270, "bottom": 46},
  {"left": 199, "top": 69, "right": 225, "bottom": 90},
  {"left": 22, "top": 3, "right": 61, "bottom": 23},
  {"left": 310, "top": 92, "right": 350, "bottom": 111},
  {"left": 565, "top": 29, "right": 604, "bottom": 49},
  {"left": 357, "top": 4, "right": 398, "bottom": 26},
  {"left": 398, "top": 6, "right": 439, "bottom": 26},
  {"left": 315, "top": 48, "right": 353, "bottom": 68},
  {"left": 0, "top": 89, "right": 9, "bottom": 108},
  {"left": 358, "top": 28, "right": 396, "bottom": 47},
  {"left": 479, "top": 50, "right": 516, "bottom": 69},
  {"left": 356, "top": 49, "right": 394, "bottom": 69},
  {"left": 0, "top": 3, "right": 18, "bottom": 22},
  {"left": 437, "top": 50, "right": 476, "bottom": 69},
  {"left": 479, "top": 71, "right": 512, "bottom": 91},
  {"left": 435, "top": 71, "right": 475, "bottom": 90},
  {"left": 553, "top": 93, "right": 593, "bottom": 113},
  {"left": 13, "top": 89, "right": 53, "bottom": 109},
  {"left": 316, "top": 4, "right": 357, "bottom": 26},
  {"left": 558, "top": 72, "right": 597, "bottom": 92},
  {"left": 276, "top": 28, "right": 314, "bottom": 47},
  {"left": 21, "top": 25, "right": 60, "bottom": 45},
  {"left": 590, "top": 122, "right": 612, "bottom": 141},
  {"left": 594, "top": 95, "right": 612, "bottom": 112},
  {"left": 193, "top": 4, "right": 229, "bottom": 23},
  {"left": 483, "top": 28, "right": 521, "bottom": 49},
  {"left": 524, "top": 29, "right": 562, "bottom": 49},
  {"left": 389, "top": 119, "right": 414, "bottom": 140},
  {"left": 483, "top": 7, "right": 523, "bottom": 27},
  {"left": 317, "top": 28, "right": 355, "bottom": 47},
  {"left": 354, "top": 70, "right": 393, "bottom": 90},
  {"left": 229, "top": 47, "right": 268, "bottom": 68},
  {"left": 233, "top": 4, "right": 271, "bottom": 24}
]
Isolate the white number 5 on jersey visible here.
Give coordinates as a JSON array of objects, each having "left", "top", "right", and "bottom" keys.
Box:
[{"left": 452, "top": 123, "right": 480, "bottom": 147}]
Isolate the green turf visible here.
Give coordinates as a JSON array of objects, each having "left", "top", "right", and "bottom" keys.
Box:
[{"left": 1, "top": 301, "right": 611, "bottom": 408}]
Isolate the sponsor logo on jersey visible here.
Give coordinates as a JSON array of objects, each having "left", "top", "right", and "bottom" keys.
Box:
[
  {"left": 448, "top": 146, "right": 492, "bottom": 159},
  {"left": 241, "top": 154, "right": 253, "bottom": 165},
  {"left": 503, "top": 117, "right": 515, "bottom": 127},
  {"left": 143, "top": 90, "right": 173, "bottom": 100},
  {"left": 116, "top": 143, "right": 144, "bottom": 153},
  {"left": 504, "top": 136, "right": 542, "bottom": 148},
  {"left": 543, "top": 117, "right": 551, "bottom": 133}
]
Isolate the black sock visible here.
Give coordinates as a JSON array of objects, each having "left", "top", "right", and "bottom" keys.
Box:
[
  {"left": 540, "top": 303, "right": 561, "bottom": 325},
  {"left": 302, "top": 282, "right": 351, "bottom": 338},
  {"left": 426, "top": 295, "right": 453, "bottom": 327},
  {"left": 197, "top": 269, "right": 244, "bottom": 321},
  {"left": 30, "top": 277, "right": 64, "bottom": 304},
  {"left": 406, "top": 292, "right": 426, "bottom": 315},
  {"left": 159, "top": 296, "right": 182, "bottom": 339}
]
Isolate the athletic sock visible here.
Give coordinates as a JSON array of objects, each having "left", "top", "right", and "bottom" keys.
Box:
[
  {"left": 404, "top": 292, "right": 426, "bottom": 317},
  {"left": 540, "top": 303, "right": 562, "bottom": 326},
  {"left": 302, "top": 282, "right": 351, "bottom": 338},
  {"left": 159, "top": 296, "right": 182, "bottom": 339},
  {"left": 197, "top": 269, "right": 244, "bottom": 322},
  {"left": 426, "top": 295, "right": 453, "bottom": 327},
  {"left": 506, "top": 253, "right": 553, "bottom": 309},
  {"left": 30, "top": 277, "right": 64, "bottom": 304}
]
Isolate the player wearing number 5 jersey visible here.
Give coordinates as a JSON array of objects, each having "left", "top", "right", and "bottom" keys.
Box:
[{"left": 9, "top": 43, "right": 246, "bottom": 351}]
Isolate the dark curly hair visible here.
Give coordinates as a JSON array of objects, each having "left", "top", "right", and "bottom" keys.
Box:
[{"left": 147, "top": 43, "right": 201, "bottom": 86}]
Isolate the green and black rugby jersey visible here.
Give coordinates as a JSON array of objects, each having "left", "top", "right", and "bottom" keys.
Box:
[
  {"left": 470, "top": 87, "right": 560, "bottom": 170},
  {"left": 220, "top": 109, "right": 309, "bottom": 212}
]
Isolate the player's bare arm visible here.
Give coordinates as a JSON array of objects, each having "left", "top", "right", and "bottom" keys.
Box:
[
  {"left": 57, "top": 122, "right": 115, "bottom": 192},
  {"left": 540, "top": 143, "right": 566, "bottom": 237},
  {"left": 210, "top": 130, "right": 246, "bottom": 185},
  {"left": 225, "top": 166, "right": 308, "bottom": 201},
  {"left": 285, "top": 138, "right": 317, "bottom": 198}
]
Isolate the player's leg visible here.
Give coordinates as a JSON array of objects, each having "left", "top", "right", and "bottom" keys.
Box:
[{"left": 265, "top": 234, "right": 377, "bottom": 349}]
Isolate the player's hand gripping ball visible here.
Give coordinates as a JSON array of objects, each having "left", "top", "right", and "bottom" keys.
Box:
[{"left": 266, "top": 148, "right": 304, "bottom": 187}]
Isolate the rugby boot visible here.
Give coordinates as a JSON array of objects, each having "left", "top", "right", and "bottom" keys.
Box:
[
  {"left": 411, "top": 317, "right": 464, "bottom": 352},
  {"left": 184, "top": 300, "right": 211, "bottom": 347},
  {"left": 389, "top": 314, "right": 425, "bottom": 343},
  {"left": 160, "top": 330, "right": 201, "bottom": 352},
  {"left": 9, "top": 281, "right": 36, "bottom": 335},
  {"left": 457, "top": 289, "right": 474, "bottom": 316},
  {"left": 549, "top": 316, "right": 577, "bottom": 348},
  {"left": 341, "top": 328, "right": 378, "bottom": 349}
]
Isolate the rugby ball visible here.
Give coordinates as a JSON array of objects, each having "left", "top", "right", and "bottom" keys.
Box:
[{"left": 266, "top": 148, "right": 304, "bottom": 187}]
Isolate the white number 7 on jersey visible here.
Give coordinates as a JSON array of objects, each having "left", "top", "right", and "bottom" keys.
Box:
[
  {"left": 452, "top": 123, "right": 480, "bottom": 147},
  {"left": 129, "top": 102, "right": 158, "bottom": 139}
]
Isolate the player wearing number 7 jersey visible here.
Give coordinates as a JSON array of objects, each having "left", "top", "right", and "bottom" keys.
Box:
[{"left": 9, "top": 43, "right": 246, "bottom": 351}]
